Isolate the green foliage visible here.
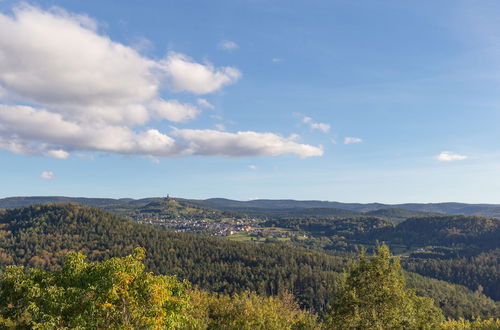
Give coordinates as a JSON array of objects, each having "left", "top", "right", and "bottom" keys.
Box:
[
  {"left": 0, "top": 204, "right": 341, "bottom": 314},
  {"left": 439, "top": 318, "right": 500, "bottom": 330},
  {"left": 0, "top": 247, "right": 193, "bottom": 329},
  {"left": 324, "top": 245, "right": 444, "bottom": 329},
  {"left": 0, "top": 204, "right": 498, "bottom": 320},
  {"left": 135, "top": 197, "right": 228, "bottom": 220},
  {"left": 374, "top": 215, "right": 500, "bottom": 249},
  {"left": 0, "top": 249, "right": 321, "bottom": 329},
  {"left": 405, "top": 272, "right": 499, "bottom": 320},
  {"left": 364, "top": 207, "right": 441, "bottom": 224},
  {"left": 263, "top": 216, "right": 393, "bottom": 240},
  {"left": 188, "top": 290, "right": 319, "bottom": 330},
  {"left": 404, "top": 249, "right": 500, "bottom": 301},
  {"left": 262, "top": 217, "right": 394, "bottom": 253}
]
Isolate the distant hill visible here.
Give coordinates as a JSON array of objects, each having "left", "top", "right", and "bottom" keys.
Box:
[
  {"left": 214, "top": 207, "right": 362, "bottom": 218},
  {"left": 187, "top": 198, "right": 500, "bottom": 217},
  {"left": 136, "top": 197, "right": 227, "bottom": 219},
  {"left": 184, "top": 198, "right": 386, "bottom": 212},
  {"left": 3, "top": 196, "right": 500, "bottom": 217},
  {"left": 365, "top": 208, "right": 442, "bottom": 223},
  {"left": 0, "top": 203, "right": 497, "bottom": 318},
  {"left": 385, "top": 215, "right": 500, "bottom": 248},
  {"left": 0, "top": 196, "right": 125, "bottom": 208}
]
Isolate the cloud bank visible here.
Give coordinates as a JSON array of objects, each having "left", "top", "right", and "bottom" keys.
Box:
[
  {"left": 0, "top": 5, "right": 322, "bottom": 159},
  {"left": 173, "top": 130, "right": 323, "bottom": 158}
]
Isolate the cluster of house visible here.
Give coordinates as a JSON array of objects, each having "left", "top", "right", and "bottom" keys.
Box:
[
  {"left": 136, "top": 214, "right": 259, "bottom": 236},
  {"left": 134, "top": 213, "right": 308, "bottom": 241}
]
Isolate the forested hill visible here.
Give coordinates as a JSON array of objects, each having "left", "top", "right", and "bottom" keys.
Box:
[
  {"left": 374, "top": 215, "right": 500, "bottom": 249},
  {"left": 0, "top": 203, "right": 343, "bottom": 314},
  {"left": 3, "top": 196, "right": 500, "bottom": 218},
  {"left": 0, "top": 204, "right": 498, "bottom": 318},
  {"left": 364, "top": 208, "right": 442, "bottom": 223},
  {"left": 186, "top": 198, "right": 500, "bottom": 217},
  {"left": 0, "top": 196, "right": 126, "bottom": 208}
]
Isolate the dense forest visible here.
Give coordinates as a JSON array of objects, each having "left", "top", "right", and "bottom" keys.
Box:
[
  {"left": 260, "top": 213, "right": 500, "bottom": 303},
  {"left": 374, "top": 215, "right": 499, "bottom": 249},
  {"left": 404, "top": 249, "right": 500, "bottom": 300},
  {"left": 1, "top": 242, "right": 497, "bottom": 328},
  {"left": 0, "top": 203, "right": 498, "bottom": 320}
]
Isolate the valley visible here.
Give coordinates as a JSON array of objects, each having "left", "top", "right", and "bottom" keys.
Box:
[{"left": 0, "top": 197, "right": 498, "bottom": 321}]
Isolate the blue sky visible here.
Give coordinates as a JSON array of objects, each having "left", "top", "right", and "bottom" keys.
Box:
[{"left": 1, "top": 0, "right": 500, "bottom": 203}]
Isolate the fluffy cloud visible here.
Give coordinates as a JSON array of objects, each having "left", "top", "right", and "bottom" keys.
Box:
[
  {"left": 301, "top": 116, "right": 330, "bottom": 133},
  {"left": 218, "top": 40, "right": 239, "bottom": 51},
  {"left": 0, "top": 104, "right": 178, "bottom": 156},
  {"left": 0, "top": 6, "right": 155, "bottom": 126},
  {"left": 344, "top": 137, "right": 363, "bottom": 144},
  {"left": 172, "top": 129, "right": 323, "bottom": 158},
  {"left": 150, "top": 99, "right": 199, "bottom": 123},
  {"left": 436, "top": 151, "right": 467, "bottom": 162},
  {"left": 40, "top": 171, "right": 55, "bottom": 179},
  {"left": 161, "top": 52, "right": 241, "bottom": 94},
  {"left": 248, "top": 165, "right": 258, "bottom": 170},
  {"left": 47, "top": 149, "right": 70, "bottom": 159},
  {"left": 0, "top": 5, "right": 320, "bottom": 159}
]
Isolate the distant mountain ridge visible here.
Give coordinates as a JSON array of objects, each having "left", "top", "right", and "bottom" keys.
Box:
[
  {"left": 1, "top": 196, "right": 500, "bottom": 217},
  {"left": 185, "top": 198, "right": 500, "bottom": 218}
]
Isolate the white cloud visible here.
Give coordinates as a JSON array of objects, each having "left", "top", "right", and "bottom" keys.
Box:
[
  {"left": 0, "top": 104, "right": 322, "bottom": 158},
  {"left": 46, "top": 149, "right": 69, "bottom": 159},
  {"left": 172, "top": 129, "right": 323, "bottom": 158},
  {"left": 40, "top": 171, "right": 55, "bottom": 179},
  {"left": 161, "top": 52, "right": 241, "bottom": 94},
  {"left": 272, "top": 58, "right": 282, "bottom": 63},
  {"left": 344, "top": 137, "right": 363, "bottom": 144},
  {"left": 0, "top": 5, "right": 235, "bottom": 123},
  {"left": 0, "top": 105, "right": 179, "bottom": 156},
  {"left": 436, "top": 151, "right": 467, "bottom": 162},
  {"left": 0, "top": 5, "right": 320, "bottom": 160},
  {"left": 248, "top": 165, "right": 258, "bottom": 170},
  {"left": 301, "top": 116, "right": 330, "bottom": 133},
  {"left": 197, "top": 98, "right": 215, "bottom": 109},
  {"left": 218, "top": 40, "right": 239, "bottom": 51},
  {"left": 150, "top": 99, "right": 199, "bottom": 123},
  {"left": 0, "top": 6, "right": 156, "bottom": 126}
]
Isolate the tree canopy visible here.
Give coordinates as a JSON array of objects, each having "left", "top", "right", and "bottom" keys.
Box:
[
  {"left": 325, "top": 245, "right": 445, "bottom": 329},
  {"left": 0, "top": 247, "right": 193, "bottom": 329},
  {"left": 0, "top": 248, "right": 319, "bottom": 329},
  {"left": 0, "top": 243, "right": 498, "bottom": 329}
]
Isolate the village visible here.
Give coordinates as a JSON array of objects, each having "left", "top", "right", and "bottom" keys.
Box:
[
  {"left": 134, "top": 213, "right": 296, "bottom": 239},
  {"left": 135, "top": 213, "right": 261, "bottom": 236}
]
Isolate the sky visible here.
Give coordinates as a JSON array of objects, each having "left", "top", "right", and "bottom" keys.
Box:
[{"left": 1, "top": 0, "right": 500, "bottom": 203}]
